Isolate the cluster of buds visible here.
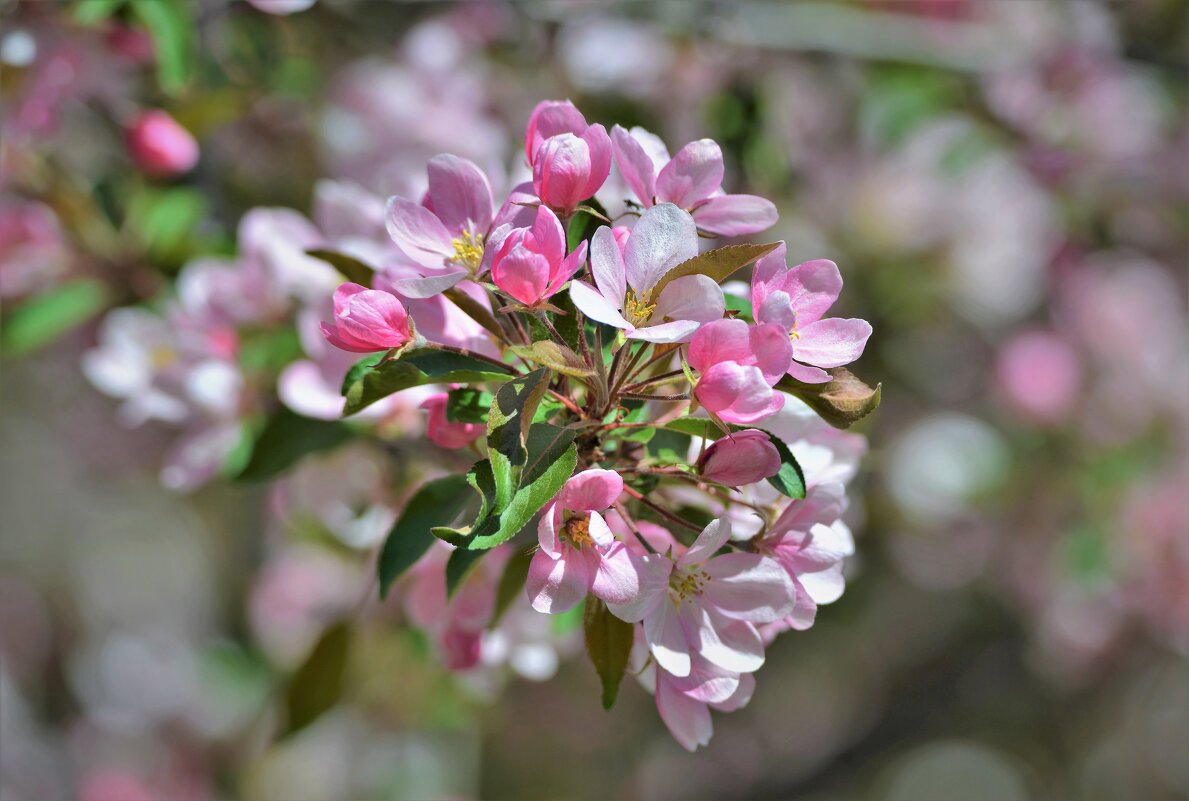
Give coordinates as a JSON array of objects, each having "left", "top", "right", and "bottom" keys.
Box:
[{"left": 316, "top": 100, "right": 880, "bottom": 749}]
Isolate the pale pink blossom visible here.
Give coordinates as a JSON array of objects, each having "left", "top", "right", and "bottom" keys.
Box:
[
  {"left": 752, "top": 243, "right": 871, "bottom": 384},
  {"left": 319, "top": 283, "right": 413, "bottom": 353},
  {"left": 569, "top": 203, "right": 724, "bottom": 343},
  {"left": 697, "top": 429, "right": 782, "bottom": 487},
  {"left": 612, "top": 125, "right": 777, "bottom": 236},
  {"left": 755, "top": 483, "right": 854, "bottom": 639},
  {"left": 489, "top": 205, "right": 587, "bottom": 307},
  {"left": 631, "top": 632, "right": 755, "bottom": 752},
  {"left": 420, "top": 392, "right": 483, "bottom": 449},
  {"left": 608, "top": 519, "right": 794, "bottom": 677},
  {"left": 688, "top": 318, "right": 792, "bottom": 424},
  {"left": 995, "top": 330, "right": 1082, "bottom": 423},
  {"left": 125, "top": 110, "right": 199, "bottom": 177},
  {"left": 526, "top": 469, "right": 639, "bottom": 614}
]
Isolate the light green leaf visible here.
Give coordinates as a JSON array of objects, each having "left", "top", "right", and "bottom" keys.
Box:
[
  {"left": 236, "top": 410, "right": 353, "bottom": 482},
  {"left": 343, "top": 347, "right": 513, "bottom": 416},
  {"left": 775, "top": 367, "right": 881, "bottom": 429},
  {"left": 486, "top": 369, "right": 552, "bottom": 514},
  {"left": 378, "top": 475, "right": 473, "bottom": 599},
  {"left": 1, "top": 280, "right": 108, "bottom": 356},
  {"left": 130, "top": 0, "right": 193, "bottom": 96},
  {"left": 651, "top": 242, "right": 780, "bottom": 299},
  {"left": 509, "top": 340, "right": 593, "bottom": 379},
  {"left": 584, "top": 597, "right": 634, "bottom": 710}
]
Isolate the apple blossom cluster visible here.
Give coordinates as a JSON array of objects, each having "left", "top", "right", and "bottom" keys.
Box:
[{"left": 313, "top": 100, "right": 880, "bottom": 749}]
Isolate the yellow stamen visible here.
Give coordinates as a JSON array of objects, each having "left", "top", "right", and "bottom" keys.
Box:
[
  {"left": 561, "top": 516, "right": 593, "bottom": 549},
  {"left": 669, "top": 567, "right": 710, "bottom": 605},
  {"left": 624, "top": 289, "right": 656, "bottom": 326},
  {"left": 450, "top": 229, "right": 485, "bottom": 273},
  {"left": 788, "top": 328, "right": 801, "bottom": 341}
]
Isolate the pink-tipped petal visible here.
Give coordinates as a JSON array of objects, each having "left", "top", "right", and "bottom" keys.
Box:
[
  {"left": 590, "top": 225, "right": 627, "bottom": 305},
  {"left": 384, "top": 196, "right": 453, "bottom": 267},
  {"left": 526, "top": 546, "right": 591, "bottom": 614},
  {"left": 579, "top": 124, "right": 613, "bottom": 200},
  {"left": 425, "top": 154, "right": 493, "bottom": 235},
  {"left": 687, "top": 318, "right": 751, "bottom": 372},
  {"left": 696, "top": 362, "right": 785, "bottom": 425},
  {"left": 559, "top": 468, "right": 624, "bottom": 511},
  {"left": 611, "top": 124, "right": 658, "bottom": 206},
  {"left": 530, "top": 204, "right": 567, "bottom": 266},
  {"left": 692, "top": 194, "right": 778, "bottom": 236},
  {"left": 525, "top": 100, "right": 587, "bottom": 164},
  {"left": 786, "top": 259, "right": 844, "bottom": 326},
  {"left": 570, "top": 280, "right": 632, "bottom": 329},
  {"left": 656, "top": 139, "right": 724, "bottom": 208},
  {"left": 793, "top": 318, "right": 872, "bottom": 368},
  {"left": 491, "top": 243, "right": 551, "bottom": 307}
]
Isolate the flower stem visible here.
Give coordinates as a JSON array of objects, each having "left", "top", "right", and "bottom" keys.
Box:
[{"left": 622, "top": 486, "right": 702, "bottom": 533}]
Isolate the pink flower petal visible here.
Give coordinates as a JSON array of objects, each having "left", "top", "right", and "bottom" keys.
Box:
[
  {"left": 651, "top": 274, "right": 725, "bottom": 325},
  {"left": 611, "top": 124, "right": 657, "bottom": 205},
  {"left": 750, "top": 322, "right": 795, "bottom": 384},
  {"left": 623, "top": 203, "right": 698, "bottom": 294},
  {"left": 579, "top": 124, "right": 613, "bottom": 200},
  {"left": 424, "top": 154, "right": 493, "bottom": 235},
  {"left": 627, "top": 319, "right": 700, "bottom": 343},
  {"left": 793, "top": 318, "right": 872, "bottom": 368},
  {"left": 491, "top": 243, "right": 551, "bottom": 306},
  {"left": 647, "top": 598, "right": 692, "bottom": 677},
  {"left": 590, "top": 543, "right": 640, "bottom": 605},
  {"left": 384, "top": 197, "right": 453, "bottom": 267},
  {"left": 656, "top": 673, "right": 714, "bottom": 751},
  {"left": 526, "top": 545, "right": 591, "bottom": 614},
  {"left": 678, "top": 518, "right": 731, "bottom": 569},
  {"left": 687, "top": 318, "right": 752, "bottom": 372},
  {"left": 385, "top": 271, "right": 468, "bottom": 299},
  {"left": 570, "top": 280, "right": 632, "bottom": 329},
  {"left": 560, "top": 469, "right": 624, "bottom": 511},
  {"left": 607, "top": 553, "right": 671, "bottom": 623},
  {"left": 656, "top": 139, "right": 724, "bottom": 209},
  {"left": 702, "top": 553, "right": 796, "bottom": 623},
  {"left": 786, "top": 259, "right": 843, "bottom": 326},
  {"left": 688, "top": 605, "right": 765, "bottom": 673},
  {"left": 692, "top": 194, "right": 778, "bottom": 236},
  {"left": 590, "top": 225, "right": 627, "bottom": 305},
  {"left": 525, "top": 100, "right": 587, "bottom": 164},
  {"left": 786, "top": 360, "right": 831, "bottom": 384}
]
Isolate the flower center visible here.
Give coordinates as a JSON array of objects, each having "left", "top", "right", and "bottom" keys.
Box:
[
  {"left": 560, "top": 516, "right": 593, "bottom": 548},
  {"left": 624, "top": 289, "right": 656, "bottom": 326},
  {"left": 669, "top": 567, "right": 710, "bottom": 604},
  {"left": 788, "top": 328, "right": 801, "bottom": 341},
  {"left": 450, "top": 229, "right": 485, "bottom": 273},
  {"left": 150, "top": 345, "right": 177, "bottom": 369}
]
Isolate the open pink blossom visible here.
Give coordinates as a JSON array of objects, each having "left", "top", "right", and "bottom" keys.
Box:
[
  {"left": 526, "top": 469, "right": 639, "bottom": 614},
  {"left": 631, "top": 632, "right": 756, "bottom": 752},
  {"left": 697, "top": 429, "right": 782, "bottom": 487},
  {"left": 752, "top": 243, "right": 872, "bottom": 384},
  {"left": 611, "top": 125, "right": 778, "bottom": 236},
  {"left": 755, "top": 483, "right": 854, "bottom": 638},
  {"left": 420, "top": 393, "right": 483, "bottom": 449},
  {"left": 608, "top": 519, "right": 794, "bottom": 677},
  {"left": 319, "top": 282, "right": 413, "bottom": 353},
  {"left": 126, "top": 110, "right": 199, "bottom": 177},
  {"left": 688, "top": 318, "right": 792, "bottom": 424},
  {"left": 383, "top": 154, "right": 501, "bottom": 297},
  {"left": 569, "top": 203, "right": 724, "bottom": 343},
  {"left": 532, "top": 128, "right": 612, "bottom": 216},
  {"left": 489, "top": 205, "right": 587, "bottom": 307}
]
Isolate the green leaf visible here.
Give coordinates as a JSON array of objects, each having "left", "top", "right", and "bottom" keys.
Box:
[
  {"left": 775, "top": 367, "right": 882, "bottom": 429},
  {"left": 306, "top": 249, "right": 375, "bottom": 286},
  {"left": 341, "top": 352, "right": 386, "bottom": 395},
  {"left": 466, "top": 424, "right": 577, "bottom": 550},
  {"left": 566, "top": 206, "right": 599, "bottom": 252},
  {"left": 283, "top": 620, "right": 351, "bottom": 737},
  {"left": 724, "top": 292, "right": 754, "bottom": 322},
  {"left": 127, "top": 187, "right": 206, "bottom": 264},
  {"left": 509, "top": 341, "right": 593, "bottom": 379},
  {"left": 343, "top": 347, "right": 513, "bottom": 416},
  {"left": 661, "top": 417, "right": 725, "bottom": 440},
  {"left": 377, "top": 475, "right": 473, "bottom": 599},
  {"left": 445, "top": 387, "right": 492, "bottom": 423},
  {"left": 758, "top": 429, "right": 806, "bottom": 499},
  {"left": 486, "top": 369, "right": 552, "bottom": 514},
  {"left": 550, "top": 289, "right": 581, "bottom": 350},
  {"left": 492, "top": 546, "right": 534, "bottom": 625},
  {"left": 584, "top": 597, "right": 634, "bottom": 710},
  {"left": 651, "top": 242, "right": 780, "bottom": 299},
  {"left": 445, "top": 548, "right": 485, "bottom": 598},
  {"left": 74, "top": 0, "right": 127, "bottom": 24},
  {"left": 130, "top": 0, "right": 193, "bottom": 96},
  {"left": 1, "top": 280, "right": 108, "bottom": 356},
  {"left": 236, "top": 410, "right": 353, "bottom": 482}
]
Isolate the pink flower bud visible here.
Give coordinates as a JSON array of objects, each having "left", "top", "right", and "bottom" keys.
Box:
[
  {"left": 697, "top": 430, "right": 782, "bottom": 487},
  {"left": 532, "top": 126, "right": 612, "bottom": 215},
  {"left": 420, "top": 393, "right": 483, "bottom": 449},
  {"left": 126, "top": 110, "right": 199, "bottom": 177},
  {"left": 319, "top": 283, "right": 413, "bottom": 353},
  {"left": 490, "top": 205, "right": 587, "bottom": 307},
  {"left": 525, "top": 100, "right": 589, "bottom": 165}
]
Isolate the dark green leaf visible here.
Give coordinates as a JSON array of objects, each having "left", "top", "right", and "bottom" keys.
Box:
[
  {"left": 378, "top": 475, "right": 473, "bottom": 598},
  {"left": 236, "top": 410, "right": 353, "bottom": 482},
  {"left": 306, "top": 248, "right": 375, "bottom": 286},
  {"left": 1, "top": 280, "right": 108, "bottom": 356},
  {"left": 759, "top": 429, "right": 806, "bottom": 499},
  {"left": 283, "top": 620, "right": 351, "bottom": 737},
  {"left": 343, "top": 347, "right": 513, "bottom": 416},
  {"left": 724, "top": 292, "right": 754, "bottom": 322},
  {"left": 445, "top": 548, "right": 485, "bottom": 598},
  {"left": 651, "top": 242, "right": 780, "bottom": 299},
  {"left": 445, "top": 387, "right": 491, "bottom": 423},
  {"left": 775, "top": 367, "right": 881, "bottom": 429},
  {"left": 492, "top": 546, "right": 534, "bottom": 624},
  {"left": 584, "top": 597, "right": 634, "bottom": 710},
  {"left": 130, "top": 0, "right": 193, "bottom": 96}
]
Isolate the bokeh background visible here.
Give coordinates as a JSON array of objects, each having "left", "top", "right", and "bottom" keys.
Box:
[{"left": 2, "top": 1, "right": 1187, "bottom": 799}]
